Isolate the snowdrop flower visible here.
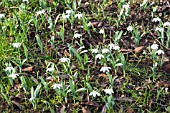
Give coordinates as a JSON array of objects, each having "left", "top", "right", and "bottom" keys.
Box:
[
  {"left": 46, "top": 67, "right": 54, "bottom": 72},
  {"left": 5, "top": 66, "right": 15, "bottom": 72},
  {"left": 75, "top": 14, "right": 82, "bottom": 19},
  {"left": 115, "top": 63, "right": 123, "bottom": 67},
  {"left": 120, "top": 9, "right": 124, "bottom": 16},
  {"left": 113, "top": 45, "right": 120, "bottom": 50},
  {"left": 80, "top": 50, "right": 88, "bottom": 54},
  {"left": 165, "top": 88, "right": 168, "bottom": 93},
  {"left": 102, "top": 48, "right": 110, "bottom": 54},
  {"left": 89, "top": 90, "right": 100, "bottom": 97},
  {"left": 52, "top": 83, "right": 62, "bottom": 89},
  {"left": 151, "top": 43, "right": 159, "bottom": 50},
  {"left": 22, "top": 0, "right": 29, "bottom": 3},
  {"left": 99, "top": 29, "right": 104, "bottom": 34},
  {"left": 9, "top": 73, "right": 19, "bottom": 79},
  {"left": 140, "top": 0, "right": 147, "bottom": 7},
  {"left": 60, "top": 58, "right": 69, "bottom": 63},
  {"left": 12, "top": 43, "right": 21, "bottom": 48},
  {"left": 95, "top": 54, "right": 104, "bottom": 60},
  {"left": 46, "top": 63, "right": 55, "bottom": 72},
  {"left": 108, "top": 43, "right": 115, "bottom": 50},
  {"left": 91, "top": 48, "right": 99, "bottom": 53},
  {"left": 77, "top": 46, "right": 85, "bottom": 51},
  {"left": 74, "top": 33, "right": 82, "bottom": 38},
  {"left": 123, "top": 4, "right": 130, "bottom": 10},
  {"left": 153, "top": 62, "right": 158, "bottom": 68},
  {"left": 163, "top": 22, "right": 170, "bottom": 27},
  {"left": 87, "top": 22, "right": 91, "bottom": 27},
  {"left": 155, "top": 27, "right": 164, "bottom": 32},
  {"left": 123, "top": 4, "right": 130, "bottom": 15},
  {"left": 127, "top": 26, "right": 133, "bottom": 31},
  {"left": 62, "top": 14, "right": 70, "bottom": 20},
  {"left": 100, "top": 66, "right": 111, "bottom": 73},
  {"left": 150, "top": 2, "right": 155, "bottom": 6},
  {"left": 152, "top": 17, "right": 161, "bottom": 22},
  {"left": 36, "top": 9, "right": 45, "bottom": 15},
  {"left": 66, "top": 10, "right": 72, "bottom": 15},
  {"left": 156, "top": 50, "right": 164, "bottom": 55},
  {"left": 104, "top": 88, "right": 114, "bottom": 95},
  {"left": 0, "top": 14, "right": 5, "bottom": 19}
]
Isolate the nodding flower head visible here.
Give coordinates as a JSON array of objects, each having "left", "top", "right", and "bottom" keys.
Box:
[
  {"left": 151, "top": 43, "right": 159, "bottom": 50},
  {"left": 100, "top": 66, "right": 111, "bottom": 73}
]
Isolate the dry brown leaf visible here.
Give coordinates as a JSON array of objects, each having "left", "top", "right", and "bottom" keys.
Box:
[
  {"left": 156, "top": 81, "right": 170, "bottom": 88},
  {"left": 134, "top": 46, "right": 145, "bottom": 54},
  {"left": 22, "top": 66, "right": 33, "bottom": 72},
  {"left": 15, "top": 93, "right": 23, "bottom": 101},
  {"left": 46, "top": 76, "right": 56, "bottom": 83},
  {"left": 90, "top": 22, "right": 99, "bottom": 26},
  {"left": 127, "top": 107, "right": 134, "bottom": 113},
  {"left": 120, "top": 49, "right": 133, "bottom": 54},
  {"left": 60, "top": 105, "right": 66, "bottom": 113},
  {"left": 80, "top": 101, "right": 99, "bottom": 107},
  {"left": 101, "top": 105, "right": 106, "bottom": 113},
  {"left": 47, "top": 0, "right": 53, "bottom": 3},
  {"left": 115, "top": 97, "right": 133, "bottom": 102},
  {"left": 97, "top": 73, "right": 109, "bottom": 80},
  {"left": 11, "top": 100, "right": 23, "bottom": 111},
  {"left": 64, "top": 49, "right": 70, "bottom": 57},
  {"left": 82, "top": 107, "right": 91, "bottom": 113},
  {"left": 162, "top": 63, "right": 170, "bottom": 74}
]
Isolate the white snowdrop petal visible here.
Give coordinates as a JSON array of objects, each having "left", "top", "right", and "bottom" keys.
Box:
[
  {"left": 114, "top": 45, "right": 120, "bottom": 50},
  {"left": 60, "top": 58, "right": 70, "bottom": 63},
  {"left": 115, "top": 63, "right": 123, "bottom": 67},
  {"left": 22, "top": 0, "right": 29, "bottom": 2},
  {"left": 163, "top": 22, "right": 170, "bottom": 27},
  {"left": 52, "top": 83, "right": 62, "bottom": 89},
  {"left": 104, "top": 88, "right": 114, "bottom": 95},
  {"left": 91, "top": 49, "right": 99, "bottom": 53},
  {"left": 102, "top": 48, "right": 109, "bottom": 54},
  {"left": 108, "top": 43, "right": 115, "bottom": 50},
  {"left": 62, "top": 14, "right": 70, "bottom": 19},
  {"left": 12, "top": 43, "right": 21, "bottom": 48},
  {"left": 155, "top": 27, "right": 164, "bottom": 32},
  {"left": 5, "top": 67, "right": 15, "bottom": 72},
  {"left": 99, "top": 29, "right": 104, "bottom": 34},
  {"left": 127, "top": 26, "right": 133, "bottom": 31},
  {"left": 0, "top": 14, "right": 5, "bottom": 18},
  {"left": 74, "top": 33, "right": 82, "bottom": 38},
  {"left": 36, "top": 10, "right": 45, "bottom": 15},
  {"left": 100, "top": 67, "right": 111, "bottom": 73},
  {"left": 95, "top": 54, "right": 104, "bottom": 60},
  {"left": 46, "top": 67, "right": 54, "bottom": 72},
  {"left": 89, "top": 90, "right": 100, "bottom": 97},
  {"left": 152, "top": 17, "right": 161, "bottom": 22},
  {"left": 66, "top": 10, "right": 72, "bottom": 15},
  {"left": 75, "top": 14, "right": 82, "bottom": 19},
  {"left": 156, "top": 50, "right": 164, "bottom": 55},
  {"left": 151, "top": 44, "right": 159, "bottom": 50},
  {"left": 9, "top": 74, "right": 19, "bottom": 79}
]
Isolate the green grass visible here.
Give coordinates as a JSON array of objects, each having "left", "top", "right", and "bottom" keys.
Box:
[{"left": 0, "top": 0, "right": 170, "bottom": 112}]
